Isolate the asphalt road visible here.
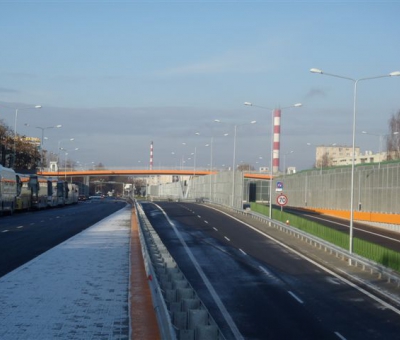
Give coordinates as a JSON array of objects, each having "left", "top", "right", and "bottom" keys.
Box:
[
  {"left": 0, "top": 198, "right": 127, "bottom": 278},
  {"left": 141, "top": 201, "right": 400, "bottom": 340}
]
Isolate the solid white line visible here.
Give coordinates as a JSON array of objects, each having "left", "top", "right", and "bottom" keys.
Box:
[
  {"left": 224, "top": 236, "right": 230, "bottom": 242},
  {"left": 206, "top": 206, "right": 400, "bottom": 316},
  {"left": 239, "top": 248, "right": 247, "bottom": 255},
  {"left": 334, "top": 331, "right": 347, "bottom": 340},
  {"left": 288, "top": 291, "right": 304, "bottom": 304},
  {"left": 154, "top": 203, "right": 244, "bottom": 340}
]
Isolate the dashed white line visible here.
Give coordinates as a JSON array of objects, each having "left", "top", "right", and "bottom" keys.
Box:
[
  {"left": 2, "top": 230, "right": 9, "bottom": 233},
  {"left": 239, "top": 248, "right": 247, "bottom": 255},
  {"left": 213, "top": 227, "right": 218, "bottom": 231},
  {"left": 204, "top": 221, "right": 208, "bottom": 224},
  {"left": 224, "top": 236, "right": 231, "bottom": 242},
  {"left": 17, "top": 226, "right": 24, "bottom": 229},
  {"left": 288, "top": 291, "right": 304, "bottom": 304},
  {"left": 334, "top": 331, "right": 347, "bottom": 340},
  {"left": 197, "top": 215, "right": 201, "bottom": 218}
]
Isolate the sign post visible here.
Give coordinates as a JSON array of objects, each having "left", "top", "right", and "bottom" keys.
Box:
[
  {"left": 276, "top": 193, "right": 288, "bottom": 207},
  {"left": 276, "top": 193, "right": 288, "bottom": 218}
]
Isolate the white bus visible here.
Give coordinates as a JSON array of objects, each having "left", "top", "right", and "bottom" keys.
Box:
[{"left": 0, "top": 165, "right": 17, "bottom": 215}]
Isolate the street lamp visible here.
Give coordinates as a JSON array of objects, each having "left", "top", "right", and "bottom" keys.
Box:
[
  {"left": 198, "top": 126, "right": 229, "bottom": 201},
  {"left": 244, "top": 101, "right": 302, "bottom": 219},
  {"left": 57, "top": 138, "right": 74, "bottom": 174},
  {"left": 361, "top": 130, "right": 399, "bottom": 168},
  {"left": 215, "top": 119, "right": 256, "bottom": 207},
  {"left": 13, "top": 105, "right": 42, "bottom": 167},
  {"left": 283, "top": 150, "right": 294, "bottom": 176},
  {"left": 310, "top": 67, "right": 400, "bottom": 257},
  {"left": 25, "top": 123, "right": 62, "bottom": 170},
  {"left": 60, "top": 147, "right": 79, "bottom": 180}
]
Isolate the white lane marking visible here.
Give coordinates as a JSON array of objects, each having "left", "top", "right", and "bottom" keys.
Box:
[
  {"left": 259, "top": 265, "right": 281, "bottom": 283},
  {"left": 239, "top": 248, "right": 247, "bottom": 255},
  {"left": 288, "top": 291, "right": 304, "bottom": 304},
  {"left": 335, "top": 331, "right": 347, "bottom": 340},
  {"left": 206, "top": 206, "right": 400, "bottom": 316},
  {"left": 17, "top": 226, "right": 24, "bottom": 229},
  {"left": 224, "top": 236, "right": 230, "bottom": 242},
  {"left": 197, "top": 215, "right": 201, "bottom": 218},
  {"left": 303, "top": 213, "right": 400, "bottom": 244},
  {"left": 154, "top": 203, "right": 244, "bottom": 340},
  {"left": 2, "top": 230, "right": 9, "bottom": 233},
  {"left": 204, "top": 220, "right": 208, "bottom": 224},
  {"left": 213, "top": 227, "right": 218, "bottom": 231}
]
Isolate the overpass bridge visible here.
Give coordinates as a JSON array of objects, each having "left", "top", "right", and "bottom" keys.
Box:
[
  {"left": 38, "top": 165, "right": 400, "bottom": 227},
  {"left": 38, "top": 169, "right": 272, "bottom": 180}
]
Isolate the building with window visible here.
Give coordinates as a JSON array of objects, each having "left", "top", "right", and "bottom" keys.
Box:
[{"left": 316, "top": 145, "right": 392, "bottom": 167}]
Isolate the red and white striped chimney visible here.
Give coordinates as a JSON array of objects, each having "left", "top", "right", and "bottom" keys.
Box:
[
  {"left": 272, "top": 109, "right": 281, "bottom": 173},
  {"left": 150, "top": 141, "right": 153, "bottom": 170}
]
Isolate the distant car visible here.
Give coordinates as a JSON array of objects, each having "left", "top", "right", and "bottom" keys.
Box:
[{"left": 89, "top": 195, "right": 103, "bottom": 200}]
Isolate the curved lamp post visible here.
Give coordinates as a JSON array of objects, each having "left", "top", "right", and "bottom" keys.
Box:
[
  {"left": 215, "top": 119, "right": 256, "bottom": 207},
  {"left": 13, "top": 105, "right": 42, "bottom": 167},
  {"left": 310, "top": 67, "right": 400, "bottom": 257},
  {"left": 25, "top": 123, "right": 62, "bottom": 170},
  {"left": 361, "top": 130, "right": 399, "bottom": 168}
]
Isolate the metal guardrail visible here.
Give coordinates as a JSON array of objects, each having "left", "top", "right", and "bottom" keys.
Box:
[
  {"left": 134, "top": 200, "right": 226, "bottom": 340},
  {"left": 215, "top": 204, "right": 400, "bottom": 288}
]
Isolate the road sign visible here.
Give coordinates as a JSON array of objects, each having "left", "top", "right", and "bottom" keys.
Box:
[
  {"left": 276, "top": 181, "right": 283, "bottom": 192},
  {"left": 276, "top": 194, "right": 288, "bottom": 206}
]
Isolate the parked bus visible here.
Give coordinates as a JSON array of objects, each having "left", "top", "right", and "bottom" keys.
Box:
[{"left": 0, "top": 165, "right": 17, "bottom": 215}]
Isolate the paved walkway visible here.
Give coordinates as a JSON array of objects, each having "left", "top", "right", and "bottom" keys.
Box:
[{"left": 0, "top": 205, "right": 159, "bottom": 340}]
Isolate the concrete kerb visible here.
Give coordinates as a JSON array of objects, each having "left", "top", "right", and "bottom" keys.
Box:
[
  {"left": 130, "top": 203, "right": 163, "bottom": 340},
  {"left": 134, "top": 200, "right": 226, "bottom": 340}
]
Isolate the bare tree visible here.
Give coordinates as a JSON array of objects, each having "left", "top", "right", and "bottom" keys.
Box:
[
  {"left": 316, "top": 152, "right": 331, "bottom": 168},
  {"left": 1, "top": 120, "right": 40, "bottom": 169},
  {"left": 387, "top": 110, "right": 400, "bottom": 160}
]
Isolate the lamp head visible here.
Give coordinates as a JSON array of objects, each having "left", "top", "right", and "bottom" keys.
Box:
[
  {"left": 310, "top": 68, "right": 323, "bottom": 74},
  {"left": 390, "top": 71, "right": 400, "bottom": 77},
  {"left": 294, "top": 103, "right": 302, "bottom": 107},
  {"left": 244, "top": 102, "right": 253, "bottom": 106},
  {"left": 35, "top": 105, "right": 42, "bottom": 109}
]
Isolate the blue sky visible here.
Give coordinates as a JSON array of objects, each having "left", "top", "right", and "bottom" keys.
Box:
[{"left": 1, "top": 1, "right": 400, "bottom": 171}]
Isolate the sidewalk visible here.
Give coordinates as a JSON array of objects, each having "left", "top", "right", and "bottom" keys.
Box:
[{"left": 0, "top": 205, "right": 155, "bottom": 340}]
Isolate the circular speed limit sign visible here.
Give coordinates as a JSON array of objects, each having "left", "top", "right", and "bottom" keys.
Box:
[{"left": 276, "top": 194, "right": 288, "bottom": 206}]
